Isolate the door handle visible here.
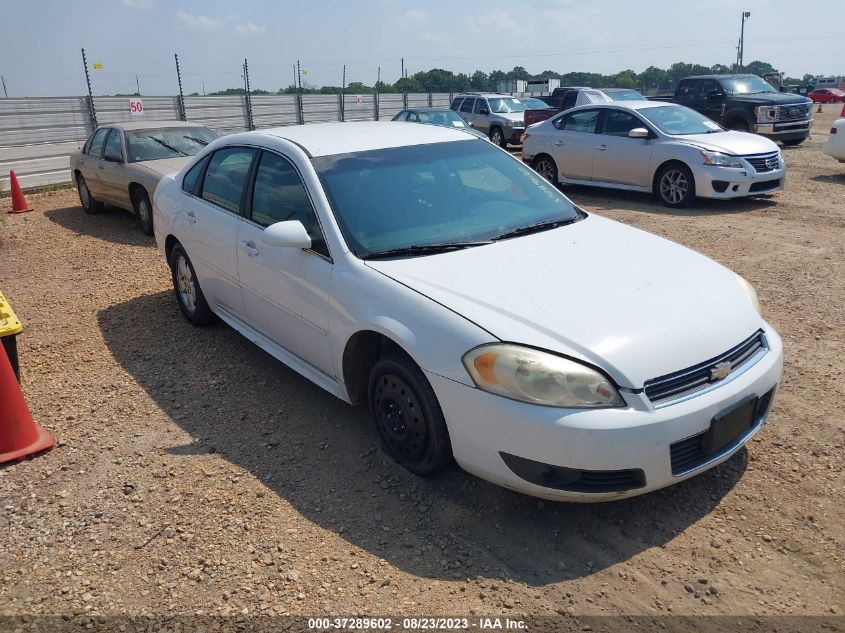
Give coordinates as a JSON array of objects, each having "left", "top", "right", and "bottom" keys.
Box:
[
  {"left": 595, "top": 144, "right": 607, "bottom": 151},
  {"left": 185, "top": 210, "right": 197, "bottom": 224},
  {"left": 240, "top": 240, "right": 259, "bottom": 257},
  {"left": 552, "top": 140, "right": 565, "bottom": 146}
]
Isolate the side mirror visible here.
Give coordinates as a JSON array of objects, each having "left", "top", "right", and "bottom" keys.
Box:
[
  {"left": 261, "top": 220, "right": 312, "bottom": 249},
  {"left": 479, "top": 108, "right": 489, "bottom": 115},
  {"left": 467, "top": 121, "right": 474, "bottom": 128},
  {"left": 628, "top": 128, "right": 650, "bottom": 139}
]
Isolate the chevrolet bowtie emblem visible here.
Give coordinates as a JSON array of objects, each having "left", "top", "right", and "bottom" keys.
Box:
[{"left": 711, "top": 361, "right": 733, "bottom": 381}]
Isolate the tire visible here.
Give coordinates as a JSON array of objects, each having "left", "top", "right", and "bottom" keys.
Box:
[
  {"left": 654, "top": 162, "right": 695, "bottom": 208},
  {"left": 727, "top": 119, "right": 750, "bottom": 133},
  {"left": 782, "top": 139, "right": 804, "bottom": 146},
  {"left": 368, "top": 353, "right": 452, "bottom": 476},
  {"left": 169, "top": 243, "right": 217, "bottom": 326},
  {"left": 77, "top": 174, "right": 103, "bottom": 214},
  {"left": 489, "top": 126, "right": 507, "bottom": 148},
  {"left": 533, "top": 155, "right": 559, "bottom": 186},
  {"left": 133, "top": 188, "right": 154, "bottom": 236}
]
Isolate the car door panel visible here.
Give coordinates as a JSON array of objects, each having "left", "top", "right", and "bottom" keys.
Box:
[
  {"left": 549, "top": 109, "right": 601, "bottom": 181},
  {"left": 99, "top": 129, "right": 130, "bottom": 207},
  {"left": 592, "top": 109, "right": 654, "bottom": 187},
  {"left": 236, "top": 150, "right": 335, "bottom": 375},
  {"left": 81, "top": 128, "right": 109, "bottom": 197}
]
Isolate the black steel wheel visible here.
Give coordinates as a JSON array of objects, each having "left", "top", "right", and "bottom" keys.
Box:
[{"left": 368, "top": 353, "right": 452, "bottom": 475}]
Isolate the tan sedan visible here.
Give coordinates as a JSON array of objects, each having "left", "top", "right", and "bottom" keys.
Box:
[{"left": 69, "top": 121, "right": 217, "bottom": 235}]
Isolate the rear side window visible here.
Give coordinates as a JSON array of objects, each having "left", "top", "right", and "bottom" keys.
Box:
[
  {"left": 676, "top": 80, "right": 700, "bottom": 101},
  {"left": 561, "top": 109, "right": 600, "bottom": 133},
  {"left": 200, "top": 147, "right": 257, "bottom": 214},
  {"left": 182, "top": 155, "right": 209, "bottom": 194},
  {"left": 450, "top": 98, "right": 463, "bottom": 111},
  {"left": 460, "top": 98, "right": 475, "bottom": 113},
  {"left": 562, "top": 91, "right": 578, "bottom": 110},
  {"left": 86, "top": 128, "right": 109, "bottom": 157}
]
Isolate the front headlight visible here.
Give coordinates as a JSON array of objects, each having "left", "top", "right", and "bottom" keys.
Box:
[
  {"left": 701, "top": 150, "right": 743, "bottom": 168},
  {"left": 736, "top": 274, "right": 761, "bottom": 314},
  {"left": 755, "top": 105, "right": 777, "bottom": 122},
  {"left": 462, "top": 344, "right": 624, "bottom": 408},
  {"left": 506, "top": 120, "right": 521, "bottom": 127}
]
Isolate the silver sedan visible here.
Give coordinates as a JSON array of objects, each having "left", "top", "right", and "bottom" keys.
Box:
[
  {"left": 69, "top": 121, "right": 217, "bottom": 234},
  {"left": 522, "top": 102, "right": 784, "bottom": 207}
]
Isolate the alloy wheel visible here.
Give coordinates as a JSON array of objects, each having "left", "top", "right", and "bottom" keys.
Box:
[
  {"left": 660, "top": 169, "right": 689, "bottom": 205},
  {"left": 536, "top": 159, "right": 556, "bottom": 183},
  {"left": 176, "top": 255, "right": 197, "bottom": 314},
  {"left": 79, "top": 180, "right": 90, "bottom": 209}
]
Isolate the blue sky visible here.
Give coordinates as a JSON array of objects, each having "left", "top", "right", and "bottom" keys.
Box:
[{"left": 1, "top": 0, "right": 842, "bottom": 96}]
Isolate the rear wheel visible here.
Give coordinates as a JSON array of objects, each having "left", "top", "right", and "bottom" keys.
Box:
[
  {"left": 133, "top": 188, "right": 154, "bottom": 236},
  {"left": 655, "top": 163, "right": 695, "bottom": 208},
  {"left": 368, "top": 353, "right": 452, "bottom": 475},
  {"left": 169, "top": 243, "right": 217, "bottom": 326},
  {"left": 489, "top": 126, "right": 506, "bottom": 148},
  {"left": 533, "top": 155, "right": 559, "bottom": 186},
  {"left": 727, "top": 119, "right": 750, "bottom": 133},
  {"left": 77, "top": 175, "right": 103, "bottom": 214}
]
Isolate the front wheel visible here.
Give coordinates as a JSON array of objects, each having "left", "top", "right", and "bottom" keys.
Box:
[
  {"left": 368, "top": 353, "right": 452, "bottom": 476},
  {"left": 489, "top": 126, "right": 506, "bottom": 148},
  {"left": 169, "top": 243, "right": 217, "bottom": 326},
  {"left": 655, "top": 163, "right": 695, "bottom": 208},
  {"left": 533, "top": 155, "right": 559, "bottom": 186},
  {"left": 781, "top": 138, "right": 804, "bottom": 147},
  {"left": 133, "top": 188, "right": 154, "bottom": 236},
  {"left": 727, "top": 119, "right": 750, "bottom": 133}
]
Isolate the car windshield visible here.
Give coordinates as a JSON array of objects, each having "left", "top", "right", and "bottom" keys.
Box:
[
  {"left": 608, "top": 90, "right": 645, "bottom": 101},
  {"left": 720, "top": 76, "right": 777, "bottom": 95},
  {"left": 311, "top": 140, "right": 581, "bottom": 258},
  {"left": 125, "top": 127, "right": 217, "bottom": 162},
  {"left": 638, "top": 105, "right": 725, "bottom": 135},
  {"left": 418, "top": 110, "right": 467, "bottom": 127},
  {"left": 519, "top": 97, "right": 549, "bottom": 109},
  {"left": 488, "top": 97, "right": 527, "bottom": 113}
]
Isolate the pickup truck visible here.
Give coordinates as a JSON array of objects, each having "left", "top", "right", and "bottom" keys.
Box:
[
  {"left": 652, "top": 74, "right": 813, "bottom": 145},
  {"left": 524, "top": 87, "right": 644, "bottom": 127}
]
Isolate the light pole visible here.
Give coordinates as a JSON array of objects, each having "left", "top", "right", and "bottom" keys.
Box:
[{"left": 737, "top": 11, "right": 751, "bottom": 71}]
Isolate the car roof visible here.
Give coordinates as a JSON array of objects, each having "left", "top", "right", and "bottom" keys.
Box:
[
  {"left": 100, "top": 120, "right": 210, "bottom": 132},
  {"left": 405, "top": 107, "right": 453, "bottom": 112},
  {"left": 564, "top": 100, "right": 674, "bottom": 113},
  {"left": 683, "top": 74, "right": 756, "bottom": 80},
  {"left": 455, "top": 93, "right": 515, "bottom": 99},
  {"left": 251, "top": 121, "right": 476, "bottom": 157}
]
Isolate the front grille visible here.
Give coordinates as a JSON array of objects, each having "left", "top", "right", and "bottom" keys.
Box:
[
  {"left": 750, "top": 179, "right": 781, "bottom": 193},
  {"left": 744, "top": 151, "right": 781, "bottom": 173},
  {"left": 775, "top": 103, "right": 810, "bottom": 122},
  {"left": 670, "top": 387, "right": 775, "bottom": 475},
  {"left": 644, "top": 330, "right": 767, "bottom": 406}
]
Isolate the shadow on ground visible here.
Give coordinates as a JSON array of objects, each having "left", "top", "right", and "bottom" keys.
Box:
[
  {"left": 563, "top": 185, "right": 779, "bottom": 217},
  {"left": 45, "top": 205, "right": 153, "bottom": 247},
  {"left": 98, "top": 290, "right": 747, "bottom": 586},
  {"left": 810, "top": 173, "right": 845, "bottom": 185}
]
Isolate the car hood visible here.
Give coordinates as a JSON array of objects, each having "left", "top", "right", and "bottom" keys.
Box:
[
  {"left": 497, "top": 112, "right": 525, "bottom": 124},
  {"left": 726, "top": 92, "right": 811, "bottom": 106},
  {"left": 134, "top": 157, "right": 194, "bottom": 177},
  {"left": 365, "top": 214, "right": 762, "bottom": 388},
  {"left": 674, "top": 130, "right": 779, "bottom": 156}
]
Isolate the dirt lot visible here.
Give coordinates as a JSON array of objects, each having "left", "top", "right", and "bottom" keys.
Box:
[{"left": 1, "top": 105, "right": 843, "bottom": 629}]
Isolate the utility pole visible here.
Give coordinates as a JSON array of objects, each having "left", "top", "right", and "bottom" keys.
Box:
[
  {"left": 81, "top": 48, "right": 97, "bottom": 129},
  {"left": 737, "top": 11, "right": 751, "bottom": 71},
  {"left": 400, "top": 57, "right": 404, "bottom": 87},
  {"left": 1, "top": 75, "right": 7, "bottom": 99},
  {"left": 135, "top": 74, "right": 140, "bottom": 95}
]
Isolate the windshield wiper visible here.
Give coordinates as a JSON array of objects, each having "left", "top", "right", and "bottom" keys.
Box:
[
  {"left": 182, "top": 135, "right": 209, "bottom": 146},
  {"left": 148, "top": 136, "right": 188, "bottom": 156},
  {"left": 363, "top": 241, "right": 492, "bottom": 260},
  {"left": 491, "top": 217, "right": 579, "bottom": 241}
]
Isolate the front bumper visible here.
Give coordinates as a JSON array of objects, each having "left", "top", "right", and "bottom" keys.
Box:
[
  {"left": 428, "top": 328, "right": 783, "bottom": 502},
  {"left": 753, "top": 118, "right": 812, "bottom": 141},
  {"left": 503, "top": 126, "right": 525, "bottom": 143},
  {"left": 691, "top": 162, "right": 785, "bottom": 199}
]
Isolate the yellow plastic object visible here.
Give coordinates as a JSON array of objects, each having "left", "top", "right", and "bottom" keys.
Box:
[{"left": 0, "top": 291, "right": 22, "bottom": 338}]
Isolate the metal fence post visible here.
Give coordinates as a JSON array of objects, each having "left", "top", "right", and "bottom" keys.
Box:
[
  {"left": 337, "top": 94, "right": 343, "bottom": 122},
  {"left": 374, "top": 66, "right": 380, "bottom": 121},
  {"left": 80, "top": 48, "right": 97, "bottom": 130},
  {"left": 174, "top": 53, "right": 187, "bottom": 121},
  {"left": 243, "top": 58, "right": 254, "bottom": 131},
  {"left": 428, "top": 92, "right": 433, "bottom": 107},
  {"left": 402, "top": 92, "right": 408, "bottom": 109}
]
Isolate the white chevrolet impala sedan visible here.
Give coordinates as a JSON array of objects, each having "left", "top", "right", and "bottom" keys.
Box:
[{"left": 153, "top": 122, "right": 783, "bottom": 502}]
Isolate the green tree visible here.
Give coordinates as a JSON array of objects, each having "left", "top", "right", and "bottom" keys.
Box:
[{"left": 743, "top": 60, "right": 776, "bottom": 76}]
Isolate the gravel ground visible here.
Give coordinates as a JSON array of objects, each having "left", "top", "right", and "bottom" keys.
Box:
[{"left": 1, "top": 106, "right": 843, "bottom": 630}]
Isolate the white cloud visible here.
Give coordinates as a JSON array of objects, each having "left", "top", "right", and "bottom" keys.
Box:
[
  {"left": 176, "top": 11, "right": 221, "bottom": 31},
  {"left": 466, "top": 9, "right": 525, "bottom": 38},
  {"left": 398, "top": 9, "right": 428, "bottom": 27},
  {"left": 122, "top": 0, "right": 153, "bottom": 8},
  {"left": 419, "top": 32, "right": 448, "bottom": 46},
  {"left": 235, "top": 22, "right": 266, "bottom": 35}
]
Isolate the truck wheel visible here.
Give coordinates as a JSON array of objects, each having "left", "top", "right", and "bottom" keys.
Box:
[
  {"left": 727, "top": 120, "right": 750, "bottom": 133},
  {"left": 489, "top": 126, "right": 506, "bottom": 148},
  {"left": 654, "top": 163, "right": 695, "bottom": 208},
  {"left": 533, "top": 155, "right": 559, "bottom": 186},
  {"left": 781, "top": 139, "right": 804, "bottom": 146}
]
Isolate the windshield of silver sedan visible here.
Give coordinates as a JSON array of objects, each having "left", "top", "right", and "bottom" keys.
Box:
[
  {"left": 312, "top": 140, "right": 582, "bottom": 258},
  {"left": 125, "top": 127, "right": 217, "bottom": 162},
  {"left": 638, "top": 105, "right": 726, "bottom": 135}
]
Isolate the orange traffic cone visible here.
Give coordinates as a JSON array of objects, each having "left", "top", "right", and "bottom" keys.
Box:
[
  {"left": 816, "top": 103, "right": 823, "bottom": 114},
  {"left": 8, "top": 170, "right": 32, "bottom": 214},
  {"left": 0, "top": 341, "right": 55, "bottom": 464}
]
